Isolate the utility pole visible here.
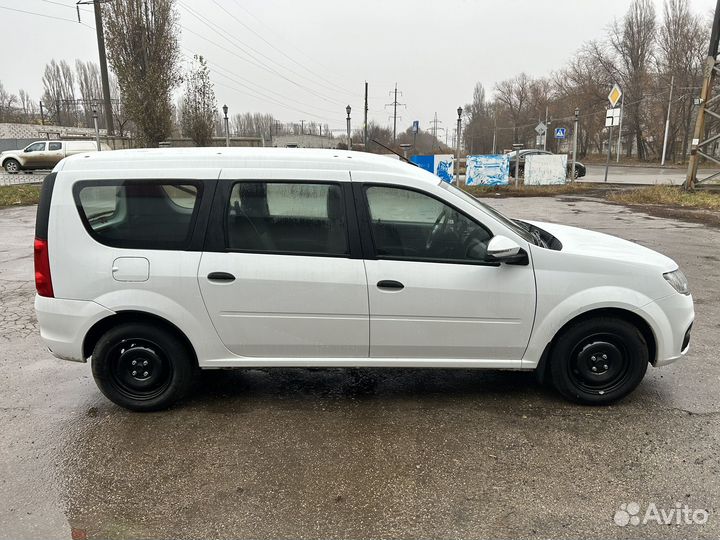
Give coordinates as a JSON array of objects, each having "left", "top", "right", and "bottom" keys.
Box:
[
  {"left": 455, "top": 107, "right": 462, "bottom": 186},
  {"left": 492, "top": 110, "right": 497, "bottom": 154},
  {"left": 364, "top": 81, "right": 368, "bottom": 149},
  {"left": 77, "top": 1, "right": 115, "bottom": 135},
  {"left": 429, "top": 112, "right": 443, "bottom": 145},
  {"left": 300, "top": 119, "right": 304, "bottom": 135},
  {"left": 686, "top": 0, "right": 720, "bottom": 189},
  {"left": 543, "top": 106, "right": 549, "bottom": 150},
  {"left": 661, "top": 75, "right": 675, "bottom": 166},
  {"left": 385, "top": 83, "right": 405, "bottom": 144}
]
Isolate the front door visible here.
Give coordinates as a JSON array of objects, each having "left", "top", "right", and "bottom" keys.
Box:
[
  {"left": 357, "top": 182, "right": 536, "bottom": 363},
  {"left": 198, "top": 179, "right": 369, "bottom": 358},
  {"left": 22, "top": 142, "right": 47, "bottom": 169}
]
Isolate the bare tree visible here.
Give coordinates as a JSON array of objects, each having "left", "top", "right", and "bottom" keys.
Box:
[
  {"left": 180, "top": 55, "right": 217, "bottom": 146},
  {"left": 42, "top": 59, "right": 77, "bottom": 126},
  {"left": 103, "top": 0, "right": 182, "bottom": 147},
  {"left": 609, "top": 0, "right": 657, "bottom": 159},
  {"left": 76, "top": 60, "right": 105, "bottom": 128}
]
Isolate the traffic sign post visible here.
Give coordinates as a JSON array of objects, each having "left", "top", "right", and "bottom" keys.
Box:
[{"left": 603, "top": 84, "right": 624, "bottom": 183}]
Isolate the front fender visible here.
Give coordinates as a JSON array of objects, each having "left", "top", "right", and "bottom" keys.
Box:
[{"left": 522, "top": 286, "right": 658, "bottom": 368}]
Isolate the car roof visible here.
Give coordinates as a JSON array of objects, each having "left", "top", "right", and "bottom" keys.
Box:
[{"left": 57, "top": 147, "right": 440, "bottom": 184}]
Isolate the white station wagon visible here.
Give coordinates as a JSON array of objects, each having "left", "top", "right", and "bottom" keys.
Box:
[{"left": 34, "top": 148, "right": 694, "bottom": 410}]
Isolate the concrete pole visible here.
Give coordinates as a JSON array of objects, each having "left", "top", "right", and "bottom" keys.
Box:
[
  {"left": 571, "top": 108, "right": 579, "bottom": 182},
  {"left": 604, "top": 124, "right": 614, "bottom": 182},
  {"left": 92, "top": 109, "right": 101, "bottom": 151},
  {"left": 93, "top": 0, "right": 114, "bottom": 135},
  {"left": 455, "top": 108, "right": 462, "bottom": 186},
  {"left": 616, "top": 92, "right": 624, "bottom": 162},
  {"left": 364, "top": 81, "right": 368, "bottom": 149},
  {"left": 661, "top": 75, "right": 675, "bottom": 166}
]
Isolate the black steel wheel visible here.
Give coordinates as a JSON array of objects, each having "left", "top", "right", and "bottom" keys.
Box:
[
  {"left": 550, "top": 317, "right": 648, "bottom": 405},
  {"left": 92, "top": 322, "right": 194, "bottom": 411}
]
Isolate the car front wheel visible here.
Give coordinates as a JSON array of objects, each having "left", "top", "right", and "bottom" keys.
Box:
[
  {"left": 91, "top": 322, "right": 194, "bottom": 411},
  {"left": 4, "top": 159, "right": 20, "bottom": 173},
  {"left": 550, "top": 317, "right": 648, "bottom": 405}
]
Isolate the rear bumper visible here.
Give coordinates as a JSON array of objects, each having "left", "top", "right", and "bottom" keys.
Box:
[{"left": 35, "top": 295, "right": 115, "bottom": 362}]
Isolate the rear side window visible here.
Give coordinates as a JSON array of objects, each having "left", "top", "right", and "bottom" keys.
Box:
[
  {"left": 74, "top": 181, "right": 202, "bottom": 249},
  {"left": 48, "top": 142, "right": 62, "bottom": 151},
  {"left": 226, "top": 181, "right": 348, "bottom": 256}
]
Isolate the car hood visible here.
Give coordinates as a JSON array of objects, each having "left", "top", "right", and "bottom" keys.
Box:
[{"left": 526, "top": 220, "right": 677, "bottom": 271}]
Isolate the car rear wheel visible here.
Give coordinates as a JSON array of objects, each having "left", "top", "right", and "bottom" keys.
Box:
[
  {"left": 91, "top": 322, "right": 194, "bottom": 411},
  {"left": 550, "top": 317, "right": 648, "bottom": 405},
  {"left": 4, "top": 159, "right": 20, "bottom": 173}
]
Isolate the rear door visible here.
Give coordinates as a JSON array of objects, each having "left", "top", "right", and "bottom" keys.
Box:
[{"left": 198, "top": 171, "right": 369, "bottom": 358}]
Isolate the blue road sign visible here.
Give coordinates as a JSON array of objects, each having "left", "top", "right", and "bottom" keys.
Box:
[{"left": 554, "top": 127, "right": 566, "bottom": 139}]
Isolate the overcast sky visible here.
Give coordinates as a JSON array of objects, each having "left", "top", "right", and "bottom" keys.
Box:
[{"left": 0, "top": 0, "right": 716, "bottom": 135}]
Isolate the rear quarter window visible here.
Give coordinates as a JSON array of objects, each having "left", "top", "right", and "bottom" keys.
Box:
[{"left": 73, "top": 180, "right": 203, "bottom": 249}]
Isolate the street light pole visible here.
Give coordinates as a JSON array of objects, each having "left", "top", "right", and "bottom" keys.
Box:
[
  {"left": 92, "top": 108, "right": 101, "bottom": 151},
  {"left": 661, "top": 75, "right": 675, "bottom": 166},
  {"left": 456, "top": 107, "right": 462, "bottom": 186},
  {"left": 346, "top": 105, "right": 352, "bottom": 151},
  {"left": 222, "top": 104, "right": 229, "bottom": 147},
  {"left": 571, "top": 108, "right": 579, "bottom": 182}
]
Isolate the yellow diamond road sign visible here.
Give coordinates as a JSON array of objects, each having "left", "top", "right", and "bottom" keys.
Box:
[{"left": 608, "top": 84, "right": 622, "bottom": 108}]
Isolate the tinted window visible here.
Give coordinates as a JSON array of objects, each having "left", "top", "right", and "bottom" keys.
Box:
[
  {"left": 365, "top": 186, "right": 493, "bottom": 263},
  {"left": 226, "top": 182, "right": 348, "bottom": 256},
  {"left": 48, "top": 142, "right": 62, "bottom": 151},
  {"left": 75, "top": 181, "right": 202, "bottom": 249}
]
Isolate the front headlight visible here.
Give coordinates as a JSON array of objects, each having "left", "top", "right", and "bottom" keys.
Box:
[{"left": 663, "top": 269, "right": 689, "bottom": 295}]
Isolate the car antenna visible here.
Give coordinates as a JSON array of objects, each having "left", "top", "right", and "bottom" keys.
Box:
[{"left": 370, "top": 139, "right": 417, "bottom": 166}]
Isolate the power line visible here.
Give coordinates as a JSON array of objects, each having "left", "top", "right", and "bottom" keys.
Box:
[
  {"left": 0, "top": 4, "right": 93, "bottom": 27},
  {"left": 208, "top": 0, "right": 359, "bottom": 98},
  {"left": 178, "top": 1, "right": 347, "bottom": 107}
]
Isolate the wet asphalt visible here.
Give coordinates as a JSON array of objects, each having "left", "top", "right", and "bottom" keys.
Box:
[{"left": 1, "top": 196, "right": 719, "bottom": 539}]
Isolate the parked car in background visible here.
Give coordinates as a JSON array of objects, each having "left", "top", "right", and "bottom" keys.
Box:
[
  {"left": 507, "top": 149, "right": 586, "bottom": 179},
  {"left": 34, "top": 148, "right": 692, "bottom": 411},
  {"left": 1, "top": 140, "right": 110, "bottom": 173}
]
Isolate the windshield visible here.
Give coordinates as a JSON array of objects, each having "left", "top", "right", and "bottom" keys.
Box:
[{"left": 440, "top": 182, "right": 534, "bottom": 243}]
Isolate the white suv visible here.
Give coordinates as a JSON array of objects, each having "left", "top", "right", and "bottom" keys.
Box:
[{"left": 34, "top": 148, "right": 694, "bottom": 410}]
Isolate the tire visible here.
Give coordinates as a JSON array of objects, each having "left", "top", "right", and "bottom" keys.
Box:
[
  {"left": 3, "top": 159, "right": 20, "bottom": 174},
  {"left": 91, "top": 322, "right": 194, "bottom": 411},
  {"left": 550, "top": 317, "right": 648, "bottom": 405}
]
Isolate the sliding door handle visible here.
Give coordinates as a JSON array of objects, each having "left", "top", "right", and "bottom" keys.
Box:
[
  {"left": 207, "top": 272, "right": 235, "bottom": 282},
  {"left": 377, "top": 280, "right": 404, "bottom": 290}
]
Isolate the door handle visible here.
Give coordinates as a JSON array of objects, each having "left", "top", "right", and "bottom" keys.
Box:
[
  {"left": 377, "top": 280, "right": 404, "bottom": 290},
  {"left": 207, "top": 272, "right": 236, "bottom": 282}
]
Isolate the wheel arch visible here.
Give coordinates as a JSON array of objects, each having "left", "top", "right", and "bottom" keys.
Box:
[
  {"left": 535, "top": 307, "right": 657, "bottom": 384},
  {"left": 82, "top": 310, "right": 199, "bottom": 367}
]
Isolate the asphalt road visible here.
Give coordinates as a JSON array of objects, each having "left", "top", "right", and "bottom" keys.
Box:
[
  {"left": 1, "top": 197, "right": 719, "bottom": 539},
  {"left": 582, "top": 164, "right": 720, "bottom": 185}
]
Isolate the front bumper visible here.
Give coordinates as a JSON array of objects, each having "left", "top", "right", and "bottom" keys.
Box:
[
  {"left": 644, "top": 292, "right": 694, "bottom": 367},
  {"left": 35, "top": 295, "right": 115, "bottom": 362}
]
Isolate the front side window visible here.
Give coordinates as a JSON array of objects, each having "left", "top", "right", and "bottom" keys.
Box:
[
  {"left": 226, "top": 182, "right": 348, "bottom": 256},
  {"left": 364, "top": 186, "right": 493, "bottom": 263},
  {"left": 25, "top": 142, "right": 46, "bottom": 152},
  {"left": 75, "top": 181, "right": 202, "bottom": 249}
]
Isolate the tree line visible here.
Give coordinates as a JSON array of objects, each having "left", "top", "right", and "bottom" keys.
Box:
[{"left": 463, "top": 0, "right": 708, "bottom": 162}]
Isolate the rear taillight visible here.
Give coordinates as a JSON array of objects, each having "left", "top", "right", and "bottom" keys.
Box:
[{"left": 34, "top": 237, "right": 54, "bottom": 297}]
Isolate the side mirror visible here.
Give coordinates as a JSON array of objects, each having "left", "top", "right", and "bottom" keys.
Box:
[{"left": 487, "top": 235, "right": 525, "bottom": 262}]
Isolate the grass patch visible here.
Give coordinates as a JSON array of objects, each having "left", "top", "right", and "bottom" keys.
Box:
[
  {"left": 607, "top": 185, "right": 720, "bottom": 211},
  {"left": 0, "top": 184, "right": 42, "bottom": 208},
  {"left": 461, "top": 182, "right": 594, "bottom": 198}
]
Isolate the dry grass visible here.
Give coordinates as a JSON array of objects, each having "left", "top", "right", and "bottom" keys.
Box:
[
  {"left": 462, "top": 182, "right": 594, "bottom": 198},
  {"left": 607, "top": 185, "right": 720, "bottom": 211},
  {"left": 0, "top": 184, "right": 41, "bottom": 208}
]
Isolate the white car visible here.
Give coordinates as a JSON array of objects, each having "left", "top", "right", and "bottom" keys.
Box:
[{"left": 34, "top": 148, "right": 694, "bottom": 410}]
